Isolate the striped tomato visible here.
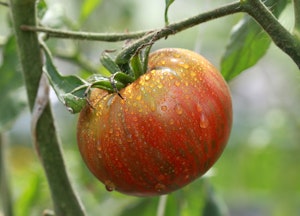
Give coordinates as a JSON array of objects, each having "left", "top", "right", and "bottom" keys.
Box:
[{"left": 77, "top": 48, "right": 232, "bottom": 196}]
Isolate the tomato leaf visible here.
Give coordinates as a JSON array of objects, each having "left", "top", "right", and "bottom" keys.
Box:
[
  {"left": 80, "top": 0, "right": 103, "bottom": 23},
  {"left": 42, "top": 44, "right": 88, "bottom": 113},
  {"left": 221, "top": 16, "right": 270, "bottom": 81},
  {"left": 164, "top": 0, "right": 175, "bottom": 26},
  {"left": 221, "top": 0, "right": 289, "bottom": 81},
  {"left": 0, "top": 36, "right": 27, "bottom": 132}
]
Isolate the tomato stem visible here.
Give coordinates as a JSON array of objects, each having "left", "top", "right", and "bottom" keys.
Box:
[
  {"left": 242, "top": 0, "right": 300, "bottom": 69},
  {"left": 20, "top": 25, "right": 148, "bottom": 42},
  {"left": 115, "top": 2, "right": 244, "bottom": 64},
  {"left": 9, "top": 0, "right": 86, "bottom": 214}
]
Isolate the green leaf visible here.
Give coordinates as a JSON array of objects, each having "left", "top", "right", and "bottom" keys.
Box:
[
  {"left": 221, "top": 0, "right": 289, "bottom": 81},
  {"left": 164, "top": 0, "right": 175, "bottom": 26},
  {"left": 221, "top": 16, "right": 271, "bottom": 81},
  {"left": 42, "top": 44, "right": 88, "bottom": 113},
  {"left": 80, "top": 0, "right": 103, "bottom": 23},
  {"left": 0, "top": 36, "right": 27, "bottom": 132}
]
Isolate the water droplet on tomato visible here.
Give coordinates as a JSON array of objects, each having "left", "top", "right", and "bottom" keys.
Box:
[
  {"left": 136, "top": 94, "right": 142, "bottom": 100},
  {"left": 169, "top": 118, "right": 174, "bottom": 125},
  {"left": 145, "top": 74, "right": 151, "bottom": 81},
  {"left": 175, "top": 104, "right": 183, "bottom": 115},
  {"left": 104, "top": 180, "right": 115, "bottom": 192},
  {"left": 157, "top": 83, "right": 163, "bottom": 89},
  {"left": 155, "top": 183, "right": 166, "bottom": 192},
  {"left": 184, "top": 175, "right": 190, "bottom": 180},
  {"left": 126, "top": 134, "right": 133, "bottom": 143},
  {"left": 174, "top": 80, "right": 181, "bottom": 87},
  {"left": 183, "top": 64, "right": 189, "bottom": 69},
  {"left": 196, "top": 103, "right": 202, "bottom": 112},
  {"left": 160, "top": 105, "right": 168, "bottom": 111},
  {"left": 200, "top": 113, "right": 209, "bottom": 128},
  {"left": 150, "top": 101, "right": 156, "bottom": 112}
]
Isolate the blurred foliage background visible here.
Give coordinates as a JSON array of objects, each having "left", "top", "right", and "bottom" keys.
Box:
[{"left": 1, "top": 0, "right": 300, "bottom": 215}]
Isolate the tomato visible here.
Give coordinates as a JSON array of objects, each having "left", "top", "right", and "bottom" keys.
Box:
[{"left": 77, "top": 48, "right": 232, "bottom": 196}]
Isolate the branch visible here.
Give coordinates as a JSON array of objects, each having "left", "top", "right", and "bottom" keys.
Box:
[
  {"left": 116, "top": 1, "right": 244, "bottom": 64},
  {"left": 21, "top": 25, "right": 149, "bottom": 42},
  {"left": 242, "top": 0, "right": 300, "bottom": 69},
  {"left": 8, "top": 0, "right": 86, "bottom": 215},
  {"left": 21, "top": 1, "right": 244, "bottom": 45}
]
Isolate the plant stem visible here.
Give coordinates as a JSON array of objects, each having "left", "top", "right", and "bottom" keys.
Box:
[
  {"left": 115, "top": 1, "right": 244, "bottom": 64},
  {"left": 293, "top": 0, "right": 300, "bottom": 39},
  {"left": 9, "top": 0, "right": 85, "bottom": 215},
  {"left": 242, "top": 0, "right": 300, "bottom": 68},
  {"left": 0, "top": 133, "right": 14, "bottom": 216},
  {"left": 21, "top": 25, "right": 149, "bottom": 42},
  {"left": 156, "top": 195, "right": 168, "bottom": 216},
  {"left": 21, "top": 1, "right": 243, "bottom": 45}
]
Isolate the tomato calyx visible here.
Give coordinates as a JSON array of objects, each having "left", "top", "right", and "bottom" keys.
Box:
[
  {"left": 42, "top": 39, "right": 152, "bottom": 113},
  {"left": 96, "top": 45, "right": 152, "bottom": 94}
]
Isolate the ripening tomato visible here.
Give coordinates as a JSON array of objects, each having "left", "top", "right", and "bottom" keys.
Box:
[{"left": 77, "top": 48, "right": 232, "bottom": 196}]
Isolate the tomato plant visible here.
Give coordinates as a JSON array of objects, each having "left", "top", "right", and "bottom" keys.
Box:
[
  {"left": 3, "top": 0, "right": 300, "bottom": 215},
  {"left": 77, "top": 48, "right": 232, "bottom": 196}
]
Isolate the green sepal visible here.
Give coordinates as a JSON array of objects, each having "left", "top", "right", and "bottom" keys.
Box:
[
  {"left": 100, "top": 52, "right": 121, "bottom": 74},
  {"left": 87, "top": 74, "right": 127, "bottom": 91},
  {"left": 130, "top": 54, "right": 144, "bottom": 79},
  {"left": 113, "top": 72, "right": 135, "bottom": 85}
]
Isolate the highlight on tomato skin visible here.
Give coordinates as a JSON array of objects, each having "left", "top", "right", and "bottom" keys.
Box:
[{"left": 77, "top": 48, "right": 233, "bottom": 197}]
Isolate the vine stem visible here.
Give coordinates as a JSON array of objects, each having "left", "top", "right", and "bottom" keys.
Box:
[
  {"left": 242, "top": 0, "right": 300, "bottom": 69},
  {"left": 21, "top": 25, "right": 149, "bottom": 42},
  {"left": 20, "top": 1, "right": 300, "bottom": 69},
  {"left": 156, "top": 195, "right": 168, "bottom": 216},
  {"left": 21, "top": 1, "right": 244, "bottom": 45},
  {"left": 8, "top": 0, "right": 85, "bottom": 215},
  {"left": 116, "top": 1, "right": 244, "bottom": 64}
]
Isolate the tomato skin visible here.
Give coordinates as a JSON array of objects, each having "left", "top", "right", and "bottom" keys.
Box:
[{"left": 77, "top": 48, "right": 232, "bottom": 196}]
